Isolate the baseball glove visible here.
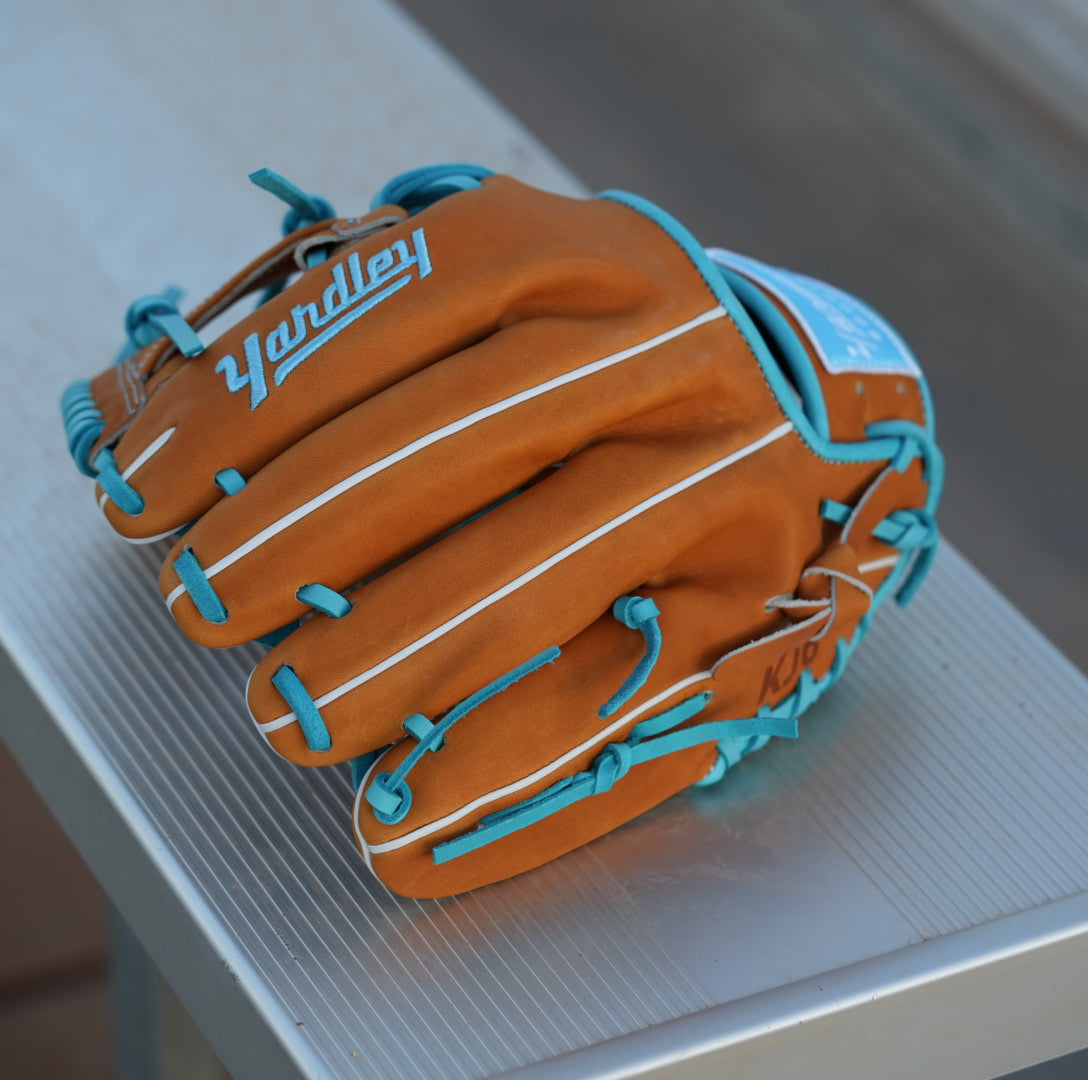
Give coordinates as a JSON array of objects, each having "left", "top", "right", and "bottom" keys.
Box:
[{"left": 62, "top": 164, "right": 941, "bottom": 898}]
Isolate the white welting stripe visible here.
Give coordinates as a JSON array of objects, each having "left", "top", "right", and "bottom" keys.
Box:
[
  {"left": 859, "top": 554, "right": 900, "bottom": 574},
  {"left": 166, "top": 306, "right": 726, "bottom": 610},
  {"left": 97, "top": 427, "right": 176, "bottom": 508},
  {"left": 259, "top": 419, "right": 795, "bottom": 731},
  {"left": 357, "top": 669, "right": 714, "bottom": 858}
]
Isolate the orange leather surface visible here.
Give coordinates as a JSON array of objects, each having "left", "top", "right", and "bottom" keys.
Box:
[{"left": 71, "top": 170, "right": 938, "bottom": 898}]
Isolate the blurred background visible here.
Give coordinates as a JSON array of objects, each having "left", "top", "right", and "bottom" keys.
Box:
[{"left": 3, "top": 1, "right": 1085, "bottom": 1076}]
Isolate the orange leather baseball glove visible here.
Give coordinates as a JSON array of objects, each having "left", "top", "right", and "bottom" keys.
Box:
[{"left": 62, "top": 165, "right": 941, "bottom": 898}]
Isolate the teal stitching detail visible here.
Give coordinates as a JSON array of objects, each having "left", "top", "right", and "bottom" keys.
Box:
[
  {"left": 214, "top": 468, "right": 246, "bottom": 495},
  {"left": 366, "top": 646, "right": 560, "bottom": 827},
  {"left": 270, "top": 664, "right": 331, "bottom": 753},
  {"left": 172, "top": 547, "right": 228, "bottom": 624},
  {"left": 62, "top": 380, "right": 105, "bottom": 476},
  {"left": 93, "top": 447, "right": 145, "bottom": 516},
  {"left": 124, "top": 292, "right": 204, "bottom": 357},
  {"left": 295, "top": 583, "right": 352, "bottom": 618},
  {"left": 599, "top": 596, "right": 662, "bottom": 718}
]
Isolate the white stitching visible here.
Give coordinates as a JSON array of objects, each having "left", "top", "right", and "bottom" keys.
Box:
[
  {"left": 166, "top": 307, "right": 728, "bottom": 610},
  {"left": 260, "top": 420, "right": 794, "bottom": 731}
]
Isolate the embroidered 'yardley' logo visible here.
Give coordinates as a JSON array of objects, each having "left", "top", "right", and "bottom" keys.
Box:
[{"left": 216, "top": 228, "right": 431, "bottom": 409}]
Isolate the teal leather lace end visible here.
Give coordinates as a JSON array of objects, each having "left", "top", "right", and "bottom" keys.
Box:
[
  {"left": 248, "top": 168, "right": 336, "bottom": 304},
  {"left": 172, "top": 547, "right": 228, "bottom": 624},
  {"left": 271, "top": 664, "right": 331, "bottom": 753},
  {"left": 124, "top": 292, "right": 204, "bottom": 358},
  {"left": 249, "top": 168, "right": 335, "bottom": 239},
  {"left": 62, "top": 379, "right": 105, "bottom": 477},
  {"left": 366, "top": 645, "right": 561, "bottom": 828},
  {"left": 599, "top": 595, "right": 663, "bottom": 718},
  {"left": 92, "top": 447, "right": 144, "bottom": 516}
]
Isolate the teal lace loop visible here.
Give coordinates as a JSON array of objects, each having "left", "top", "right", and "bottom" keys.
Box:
[
  {"left": 592, "top": 741, "right": 633, "bottom": 794},
  {"left": 432, "top": 686, "right": 804, "bottom": 866},
  {"left": 401, "top": 713, "right": 445, "bottom": 749},
  {"left": 864, "top": 419, "right": 944, "bottom": 507},
  {"left": 431, "top": 618, "right": 888, "bottom": 867},
  {"left": 876, "top": 508, "right": 939, "bottom": 605},
  {"left": 124, "top": 291, "right": 205, "bottom": 359},
  {"left": 366, "top": 646, "right": 560, "bottom": 827},
  {"left": 270, "top": 664, "right": 331, "bottom": 753},
  {"left": 172, "top": 546, "right": 228, "bottom": 624},
  {"left": 62, "top": 380, "right": 105, "bottom": 477},
  {"left": 599, "top": 595, "right": 662, "bottom": 718},
  {"left": 368, "top": 772, "right": 412, "bottom": 824},
  {"left": 370, "top": 163, "right": 494, "bottom": 215},
  {"left": 92, "top": 447, "right": 144, "bottom": 516}
]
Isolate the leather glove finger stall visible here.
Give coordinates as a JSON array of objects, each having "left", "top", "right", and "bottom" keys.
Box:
[{"left": 63, "top": 164, "right": 941, "bottom": 898}]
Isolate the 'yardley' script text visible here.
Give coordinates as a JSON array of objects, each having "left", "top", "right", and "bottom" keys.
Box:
[{"left": 216, "top": 228, "right": 431, "bottom": 409}]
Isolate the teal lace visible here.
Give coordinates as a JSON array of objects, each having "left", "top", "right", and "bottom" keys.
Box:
[{"left": 365, "top": 646, "right": 561, "bottom": 826}]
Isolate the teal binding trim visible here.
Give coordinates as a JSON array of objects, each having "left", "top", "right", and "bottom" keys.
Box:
[
  {"left": 271, "top": 664, "right": 331, "bottom": 753},
  {"left": 431, "top": 688, "right": 800, "bottom": 866},
  {"left": 371, "top": 163, "right": 495, "bottom": 215},
  {"left": 62, "top": 380, "right": 105, "bottom": 476},
  {"left": 366, "top": 646, "right": 560, "bottom": 827},
  {"left": 213, "top": 468, "right": 246, "bottom": 495},
  {"left": 172, "top": 547, "right": 228, "bottom": 624},
  {"left": 717, "top": 266, "right": 832, "bottom": 440},
  {"left": 597, "top": 189, "right": 939, "bottom": 462},
  {"left": 599, "top": 596, "right": 662, "bottom": 718},
  {"left": 601, "top": 185, "right": 944, "bottom": 608},
  {"left": 92, "top": 447, "right": 144, "bottom": 516},
  {"left": 295, "top": 583, "right": 352, "bottom": 618},
  {"left": 124, "top": 292, "right": 205, "bottom": 358}
]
